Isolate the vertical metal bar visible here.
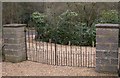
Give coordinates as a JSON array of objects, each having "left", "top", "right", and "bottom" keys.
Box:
[
  {"left": 31, "top": 28, "right": 33, "bottom": 61},
  {"left": 54, "top": 44, "right": 55, "bottom": 65},
  {"left": 31, "top": 26, "right": 34, "bottom": 61},
  {"left": 43, "top": 42, "right": 45, "bottom": 63},
  {"left": 80, "top": 46, "right": 82, "bottom": 67},
  {"left": 48, "top": 40, "right": 50, "bottom": 64},
  {"left": 50, "top": 39, "right": 52, "bottom": 65},
  {"left": 85, "top": 46, "right": 87, "bottom": 67},
  {"left": 45, "top": 42, "right": 47, "bottom": 64},
  {"left": 84, "top": 46, "right": 86, "bottom": 67},
  {"left": 94, "top": 42, "right": 96, "bottom": 67},
  {"left": 75, "top": 46, "right": 77, "bottom": 67},
  {"left": 73, "top": 46, "right": 74, "bottom": 66},
  {"left": 68, "top": 41, "right": 70, "bottom": 66},
  {"left": 78, "top": 46, "right": 79, "bottom": 67},
  {"left": 92, "top": 44, "right": 94, "bottom": 67},
  {"left": 57, "top": 44, "right": 58, "bottom": 65},
  {"left": 58, "top": 46, "right": 60, "bottom": 65},
  {"left": 53, "top": 46, "right": 55, "bottom": 65},
  {"left": 38, "top": 36, "right": 41, "bottom": 63},
  {"left": 82, "top": 46, "right": 83, "bottom": 67},
  {"left": 47, "top": 41, "right": 48, "bottom": 64},
  {"left": 90, "top": 43, "right": 92, "bottom": 67},
  {"left": 56, "top": 44, "right": 58, "bottom": 65},
  {"left": 88, "top": 46, "right": 90, "bottom": 68},
  {"left": 24, "top": 26, "right": 28, "bottom": 60},
  {"left": 61, "top": 44, "right": 62, "bottom": 66},
  {"left": 65, "top": 44, "right": 67, "bottom": 66},
  {"left": 83, "top": 46, "right": 85, "bottom": 67},
  {"left": 63, "top": 51, "right": 65, "bottom": 66},
  {"left": 35, "top": 30, "right": 38, "bottom": 62},
  {"left": 27, "top": 26, "right": 30, "bottom": 60},
  {"left": 63, "top": 45, "right": 64, "bottom": 66},
  {"left": 43, "top": 41, "right": 44, "bottom": 63},
  {"left": 75, "top": 46, "right": 78, "bottom": 66},
  {"left": 63, "top": 47, "right": 65, "bottom": 66},
  {"left": 70, "top": 44, "right": 72, "bottom": 66},
  {"left": 55, "top": 41, "right": 57, "bottom": 65},
  {"left": 92, "top": 41, "right": 94, "bottom": 67},
  {"left": 78, "top": 46, "right": 80, "bottom": 67},
  {"left": 59, "top": 45, "right": 61, "bottom": 65},
  {"left": 29, "top": 26, "right": 32, "bottom": 61},
  {"left": 44, "top": 42, "right": 46, "bottom": 63},
  {"left": 44, "top": 42, "right": 45, "bottom": 63},
  {"left": 41, "top": 41, "right": 43, "bottom": 63},
  {"left": 91, "top": 42, "right": 93, "bottom": 67}
]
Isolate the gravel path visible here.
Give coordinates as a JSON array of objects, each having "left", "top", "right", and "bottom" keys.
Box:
[{"left": 2, "top": 61, "right": 117, "bottom": 76}]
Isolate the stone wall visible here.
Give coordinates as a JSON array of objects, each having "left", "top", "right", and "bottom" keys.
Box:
[
  {"left": 96, "top": 24, "right": 119, "bottom": 73},
  {"left": 3, "top": 24, "right": 26, "bottom": 62}
]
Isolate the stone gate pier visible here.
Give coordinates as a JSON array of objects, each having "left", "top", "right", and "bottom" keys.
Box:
[
  {"left": 3, "top": 24, "right": 27, "bottom": 62},
  {"left": 96, "top": 24, "right": 119, "bottom": 73}
]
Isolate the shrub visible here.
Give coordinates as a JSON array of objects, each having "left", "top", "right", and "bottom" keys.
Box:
[
  {"left": 31, "top": 12, "right": 48, "bottom": 40},
  {"left": 75, "top": 23, "right": 96, "bottom": 46},
  {"left": 55, "top": 10, "right": 79, "bottom": 45},
  {"left": 98, "top": 10, "right": 119, "bottom": 24},
  {"left": 55, "top": 10, "right": 95, "bottom": 46},
  {"left": 31, "top": 10, "right": 96, "bottom": 46}
]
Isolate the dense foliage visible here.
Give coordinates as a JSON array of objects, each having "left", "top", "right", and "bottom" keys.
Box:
[
  {"left": 31, "top": 12, "right": 51, "bottom": 40},
  {"left": 31, "top": 9, "right": 119, "bottom": 46},
  {"left": 98, "top": 10, "right": 119, "bottom": 24},
  {"left": 31, "top": 10, "right": 96, "bottom": 46}
]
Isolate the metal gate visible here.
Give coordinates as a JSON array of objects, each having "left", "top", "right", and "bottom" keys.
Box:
[
  {"left": 25, "top": 2, "right": 96, "bottom": 68},
  {"left": 25, "top": 28, "right": 96, "bottom": 68}
]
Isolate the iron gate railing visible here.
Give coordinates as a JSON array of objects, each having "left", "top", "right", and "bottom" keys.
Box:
[{"left": 25, "top": 28, "right": 96, "bottom": 68}]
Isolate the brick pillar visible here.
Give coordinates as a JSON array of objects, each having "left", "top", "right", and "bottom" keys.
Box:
[
  {"left": 3, "top": 24, "right": 27, "bottom": 62},
  {"left": 96, "top": 24, "right": 119, "bottom": 73}
]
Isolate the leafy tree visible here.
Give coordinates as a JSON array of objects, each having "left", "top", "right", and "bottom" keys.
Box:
[
  {"left": 55, "top": 10, "right": 79, "bottom": 45},
  {"left": 98, "top": 10, "right": 119, "bottom": 24},
  {"left": 31, "top": 12, "right": 47, "bottom": 40},
  {"left": 31, "top": 10, "right": 96, "bottom": 46}
]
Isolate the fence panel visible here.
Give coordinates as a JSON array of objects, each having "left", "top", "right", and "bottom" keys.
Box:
[{"left": 25, "top": 27, "right": 96, "bottom": 67}]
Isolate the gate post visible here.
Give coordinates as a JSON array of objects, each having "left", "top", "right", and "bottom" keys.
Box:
[
  {"left": 3, "top": 24, "right": 27, "bottom": 62},
  {"left": 95, "top": 24, "right": 119, "bottom": 73}
]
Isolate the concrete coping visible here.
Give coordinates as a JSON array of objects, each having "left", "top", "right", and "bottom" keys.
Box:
[
  {"left": 95, "top": 24, "right": 120, "bottom": 29},
  {"left": 3, "top": 24, "right": 26, "bottom": 28}
]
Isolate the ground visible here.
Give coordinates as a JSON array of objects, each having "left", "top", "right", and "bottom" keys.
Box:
[{"left": 2, "top": 61, "right": 117, "bottom": 76}]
